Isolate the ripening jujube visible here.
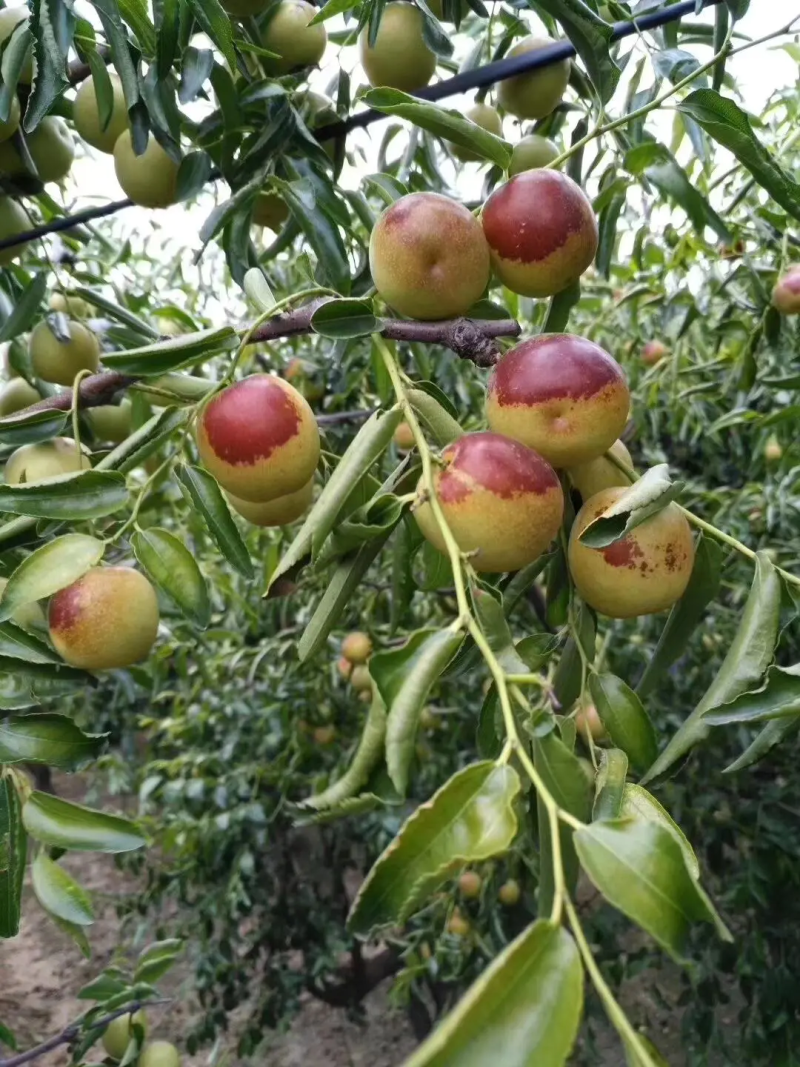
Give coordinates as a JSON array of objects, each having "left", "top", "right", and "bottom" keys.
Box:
[
  {"left": 568, "top": 488, "right": 695, "bottom": 618},
  {"left": 370, "top": 193, "right": 490, "bottom": 320},
  {"left": 771, "top": 267, "right": 800, "bottom": 315},
  {"left": 29, "top": 319, "right": 100, "bottom": 386},
  {"left": 113, "top": 132, "right": 180, "bottom": 208},
  {"left": 226, "top": 478, "right": 314, "bottom": 527},
  {"left": 485, "top": 334, "right": 630, "bottom": 469},
  {"left": 568, "top": 438, "right": 633, "bottom": 500},
  {"left": 359, "top": 2, "right": 436, "bottom": 93},
  {"left": 5, "top": 438, "right": 91, "bottom": 485},
  {"left": 261, "top": 0, "right": 327, "bottom": 73},
  {"left": 497, "top": 36, "right": 570, "bottom": 120},
  {"left": 575, "top": 702, "right": 606, "bottom": 741},
  {"left": 414, "top": 431, "right": 564, "bottom": 573},
  {"left": 341, "top": 631, "right": 372, "bottom": 664},
  {"left": 641, "top": 339, "right": 668, "bottom": 366},
  {"left": 197, "top": 375, "right": 320, "bottom": 503},
  {"left": 481, "top": 170, "right": 598, "bottom": 298},
  {"left": 49, "top": 291, "right": 92, "bottom": 318},
  {"left": 49, "top": 567, "right": 160, "bottom": 670},
  {"left": 458, "top": 871, "right": 482, "bottom": 898}
]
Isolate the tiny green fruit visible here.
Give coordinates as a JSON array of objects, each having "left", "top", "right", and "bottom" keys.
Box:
[
  {"left": 458, "top": 870, "right": 482, "bottom": 899},
  {"left": 498, "top": 878, "right": 521, "bottom": 906}
]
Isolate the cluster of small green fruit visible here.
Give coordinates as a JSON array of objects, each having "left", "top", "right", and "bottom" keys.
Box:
[{"left": 101, "top": 1010, "right": 180, "bottom": 1067}]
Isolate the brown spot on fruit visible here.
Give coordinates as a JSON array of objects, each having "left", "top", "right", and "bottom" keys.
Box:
[
  {"left": 568, "top": 487, "right": 695, "bottom": 618},
  {"left": 414, "top": 431, "right": 563, "bottom": 573},
  {"left": 481, "top": 170, "right": 598, "bottom": 298},
  {"left": 49, "top": 567, "right": 159, "bottom": 670},
  {"left": 197, "top": 374, "right": 320, "bottom": 503},
  {"left": 370, "top": 192, "right": 490, "bottom": 320},
  {"left": 485, "top": 335, "right": 630, "bottom": 468}
]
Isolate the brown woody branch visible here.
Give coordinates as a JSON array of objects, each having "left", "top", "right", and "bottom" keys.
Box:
[{"left": 3, "top": 302, "right": 520, "bottom": 424}]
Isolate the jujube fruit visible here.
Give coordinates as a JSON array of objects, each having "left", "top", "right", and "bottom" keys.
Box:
[
  {"left": 764, "top": 435, "right": 783, "bottom": 462},
  {"left": 448, "top": 103, "right": 502, "bottom": 163},
  {"left": 485, "top": 334, "right": 629, "bottom": 468},
  {"left": 414, "top": 431, "right": 564, "bottom": 573},
  {"left": 0, "top": 576, "right": 45, "bottom": 631},
  {"left": 49, "top": 291, "right": 92, "bottom": 318},
  {"left": 86, "top": 399, "right": 133, "bottom": 444},
  {"left": 197, "top": 375, "right": 320, "bottom": 503},
  {"left": 226, "top": 478, "right": 313, "bottom": 527},
  {"left": 370, "top": 192, "right": 490, "bottom": 320},
  {"left": 313, "top": 725, "right": 337, "bottom": 745},
  {"left": 482, "top": 169, "right": 598, "bottom": 298},
  {"left": 138, "top": 1041, "right": 181, "bottom": 1067},
  {"left": 498, "top": 879, "right": 521, "bottom": 906},
  {"left": 447, "top": 909, "right": 470, "bottom": 936},
  {"left": 458, "top": 870, "right": 482, "bottom": 898},
  {"left": 102, "top": 1011, "right": 147, "bottom": 1061},
  {"left": 0, "top": 117, "right": 74, "bottom": 183},
  {"left": 29, "top": 319, "right": 100, "bottom": 386},
  {"left": 336, "top": 656, "right": 353, "bottom": 679},
  {"left": 113, "top": 131, "right": 180, "bottom": 209},
  {"left": 0, "top": 7, "right": 33, "bottom": 83},
  {"left": 497, "top": 36, "right": 570, "bottom": 120},
  {"left": 5, "top": 438, "right": 91, "bottom": 485},
  {"left": 73, "top": 73, "right": 128, "bottom": 154},
  {"left": 771, "top": 268, "right": 800, "bottom": 315},
  {"left": 509, "top": 133, "right": 559, "bottom": 174},
  {"left": 360, "top": 2, "right": 436, "bottom": 92},
  {"left": 252, "top": 192, "right": 289, "bottom": 231},
  {"left": 261, "top": 0, "right": 327, "bottom": 73},
  {"left": 641, "top": 339, "right": 667, "bottom": 366},
  {"left": 0, "top": 96, "right": 20, "bottom": 143},
  {"left": 341, "top": 631, "right": 372, "bottom": 664},
  {"left": 394, "top": 421, "right": 415, "bottom": 451},
  {"left": 349, "top": 664, "right": 372, "bottom": 694},
  {"left": 49, "top": 567, "right": 160, "bottom": 670},
  {"left": 568, "top": 487, "right": 695, "bottom": 618},
  {"left": 575, "top": 702, "right": 606, "bottom": 741},
  {"left": 0, "top": 198, "right": 30, "bottom": 265},
  {"left": 568, "top": 438, "right": 632, "bottom": 499},
  {"left": 0, "top": 376, "right": 38, "bottom": 415}
]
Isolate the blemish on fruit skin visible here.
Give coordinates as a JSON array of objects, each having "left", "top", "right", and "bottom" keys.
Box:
[
  {"left": 202, "top": 376, "right": 301, "bottom": 465},
  {"left": 49, "top": 580, "right": 85, "bottom": 632},
  {"left": 436, "top": 431, "right": 560, "bottom": 502},
  {"left": 602, "top": 538, "right": 644, "bottom": 569},
  {"left": 489, "top": 335, "right": 627, "bottom": 405},
  {"left": 482, "top": 171, "right": 598, "bottom": 265}
]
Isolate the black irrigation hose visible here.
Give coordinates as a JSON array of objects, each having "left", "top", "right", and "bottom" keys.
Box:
[{"left": 0, "top": 0, "right": 724, "bottom": 255}]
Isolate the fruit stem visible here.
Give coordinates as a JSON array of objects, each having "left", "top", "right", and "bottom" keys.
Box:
[{"left": 70, "top": 368, "right": 94, "bottom": 461}]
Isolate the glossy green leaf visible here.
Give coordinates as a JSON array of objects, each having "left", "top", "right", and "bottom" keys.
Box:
[
  {"left": 0, "top": 534, "right": 104, "bottom": 623},
  {"left": 22, "top": 792, "right": 146, "bottom": 853},
  {"left": 407, "top": 388, "right": 463, "bottom": 447},
  {"left": 0, "top": 273, "right": 47, "bottom": 343},
  {"left": 0, "top": 470, "right": 128, "bottom": 520},
  {"left": 242, "top": 267, "right": 275, "bottom": 312},
  {"left": 0, "top": 772, "right": 25, "bottom": 937},
  {"left": 97, "top": 407, "right": 188, "bottom": 476},
  {"left": 644, "top": 146, "right": 731, "bottom": 241},
  {"left": 552, "top": 605, "right": 595, "bottom": 713},
  {"left": 348, "top": 762, "right": 520, "bottom": 936},
  {"left": 543, "top": 280, "right": 581, "bottom": 333},
  {"left": 589, "top": 673, "right": 658, "bottom": 773},
  {"left": 363, "top": 88, "right": 511, "bottom": 169},
  {"left": 575, "top": 819, "right": 730, "bottom": 961},
  {"left": 593, "top": 749, "right": 628, "bottom": 821},
  {"left": 175, "top": 464, "right": 253, "bottom": 580},
  {"left": 534, "top": 729, "right": 592, "bottom": 912},
  {"left": 134, "top": 938, "right": 183, "bottom": 983},
  {"left": 405, "top": 921, "right": 582, "bottom": 1067},
  {"left": 374, "top": 628, "right": 464, "bottom": 795},
  {"left": 187, "top": 0, "right": 236, "bottom": 71},
  {"left": 533, "top": 0, "right": 618, "bottom": 103},
  {"left": 72, "top": 287, "right": 158, "bottom": 339},
  {"left": 0, "top": 714, "right": 105, "bottom": 770},
  {"left": 25, "top": 0, "right": 74, "bottom": 129},
  {"left": 31, "top": 853, "right": 94, "bottom": 926},
  {"left": 704, "top": 664, "right": 800, "bottom": 725},
  {"left": 725, "top": 716, "right": 800, "bottom": 774},
  {"left": 47, "top": 909, "right": 91, "bottom": 958},
  {"left": 637, "top": 535, "right": 723, "bottom": 698},
  {"left": 645, "top": 553, "right": 781, "bottom": 782},
  {"left": 0, "top": 406, "right": 69, "bottom": 447},
  {"left": 678, "top": 89, "right": 800, "bottom": 221},
  {"left": 302, "top": 692, "right": 387, "bottom": 810},
  {"left": 273, "top": 177, "right": 351, "bottom": 295},
  {"left": 311, "top": 298, "right": 378, "bottom": 339},
  {"left": 579, "top": 465, "right": 682, "bottom": 548},
  {"left": 620, "top": 784, "right": 699, "bottom": 880},
  {"left": 268, "top": 408, "right": 403, "bottom": 591},
  {"left": 132, "top": 527, "right": 211, "bottom": 627},
  {"left": 102, "top": 327, "right": 238, "bottom": 375},
  {"left": 0, "top": 623, "right": 61, "bottom": 665}
]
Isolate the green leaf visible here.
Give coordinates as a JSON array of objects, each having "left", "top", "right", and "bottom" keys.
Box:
[
  {"left": 593, "top": 749, "right": 628, "bottom": 821},
  {"left": 0, "top": 714, "right": 105, "bottom": 770},
  {"left": 134, "top": 938, "right": 183, "bottom": 983},
  {"left": 543, "top": 280, "right": 581, "bottom": 334},
  {"left": 724, "top": 716, "right": 800, "bottom": 774},
  {"left": 116, "top": 0, "right": 156, "bottom": 52},
  {"left": 348, "top": 762, "right": 520, "bottom": 936},
  {"left": 72, "top": 287, "right": 158, "bottom": 339},
  {"left": 22, "top": 792, "right": 146, "bottom": 853},
  {"left": 311, "top": 298, "right": 378, "bottom": 339},
  {"left": 0, "top": 20, "right": 33, "bottom": 119},
  {"left": 644, "top": 145, "right": 731, "bottom": 241},
  {"left": 242, "top": 268, "right": 275, "bottom": 313},
  {"left": 678, "top": 89, "right": 800, "bottom": 222},
  {"left": 405, "top": 921, "right": 582, "bottom": 1067},
  {"left": 0, "top": 273, "right": 47, "bottom": 343},
  {"left": 267, "top": 408, "right": 403, "bottom": 591},
  {"left": 25, "top": 0, "right": 74, "bottom": 130},
  {"left": 534, "top": 729, "right": 592, "bottom": 912},
  {"left": 47, "top": 909, "right": 91, "bottom": 958},
  {"left": 186, "top": 0, "right": 236, "bottom": 71},
  {"left": 575, "top": 819, "right": 729, "bottom": 962},
  {"left": 301, "top": 692, "right": 388, "bottom": 810},
  {"left": 407, "top": 388, "right": 463, "bottom": 447},
  {"left": 0, "top": 470, "right": 128, "bottom": 520},
  {"left": 578, "top": 465, "right": 682, "bottom": 548},
  {"left": 363, "top": 88, "right": 511, "bottom": 169},
  {"left": 0, "top": 407, "right": 70, "bottom": 448},
  {"left": 32, "top": 852, "right": 94, "bottom": 926},
  {"left": 620, "top": 784, "right": 699, "bottom": 880},
  {"left": 272, "top": 178, "right": 351, "bottom": 295},
  {"left": 0, "top": 534, "right": 105, "bottom": 623},
  {"left": 703, "top": 664, "right": 800, "bottom": 725},
  {"left": 636, "top": 535, "right": 723, "bottom": 698},
  {"left": 131, "top": 527, "right": 211, "bottom": 627},
  {"left": 644, "top": 552, "right": 781, "bottom": 782},
  {"left": 101, "top": 326, "right": 238, "bottom": 375},
  {"left": 174, "top": 464, "right": 253, "bottom": 580},
  {"left": 533, "top": 0, "right": 619, "bottom": 103},
  {"left": 77, "top": 972, "right": 128, "bottom": 1001},
  {"left": 0, "top": 772, "right": 26, "bottom": 937},
  {"left": 373, "top": 628, "right": 464, "bottom": 795},
  {"left": 0, "top": 623, "right": 61, "bottom": 666},
  {"left": 589, "top": 673, "right": 658, "bottom": 773},
  {"left": 96, "top": 407, "right": 188, "bottom": 476}
]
